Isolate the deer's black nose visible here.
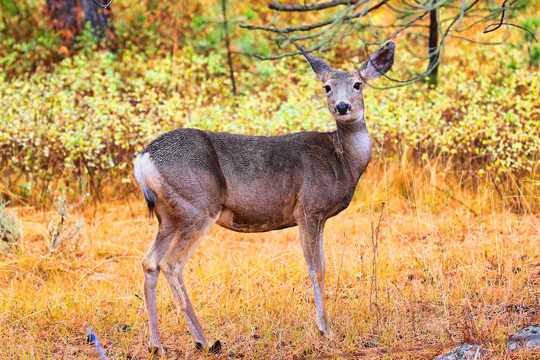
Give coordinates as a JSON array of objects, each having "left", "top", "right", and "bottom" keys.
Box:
[{"left": 336, "top": 103, "right": 350, "bottom": 115}]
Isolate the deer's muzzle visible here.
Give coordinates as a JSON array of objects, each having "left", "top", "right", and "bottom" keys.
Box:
[{"left": 335, "top": 103, "right": 351, "bottom": 115}]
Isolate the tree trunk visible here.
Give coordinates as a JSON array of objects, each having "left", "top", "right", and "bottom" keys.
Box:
[
  {"left": 46, "top": 0, "right": 115, "bottom": 48},
  {"left": 221, "top": 0, "right": 237, "bottom": 96},
  {"left": 428, "top": 5, "right": 439, "bottom": 87}
]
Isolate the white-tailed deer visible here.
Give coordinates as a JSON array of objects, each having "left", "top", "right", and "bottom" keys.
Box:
[{"left": 134, "top": 41, "right": 395, "bottom": 355}]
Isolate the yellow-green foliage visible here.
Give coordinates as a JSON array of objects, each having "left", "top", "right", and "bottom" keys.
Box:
[
  {"left": 369, "top": 45, "right": 539, "bottom": 176},
  {"left": 0, "top": 201, "right": 20, "bottom": 248},
  {"left": 1, "top": 40, "right": 538, "bottom": 199}
]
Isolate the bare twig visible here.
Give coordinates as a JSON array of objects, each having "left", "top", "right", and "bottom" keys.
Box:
[
  {"left": 269, "top": 0, "right": 354, "bottom": 12},
  {"left": 89, "top": 0, "right": 114, "bottom": 9},
  {"left": 240, "top": 0, "right": 386, "bottom": 34},
  {"left": 369, "top": 201, "right": 386, "bottom": 310},
  {"left": 483, "top": 0, "right": 508, "bottom": 34},
  {"left": 241, "top": 0, "right": 532, "bottom": 88}
]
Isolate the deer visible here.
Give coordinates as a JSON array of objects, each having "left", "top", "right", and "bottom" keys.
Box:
[{"left": 133, "top": 41, "right": 395, "bottom": 355}]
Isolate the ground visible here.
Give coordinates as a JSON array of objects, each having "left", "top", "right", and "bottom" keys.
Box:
[{"left": 1, "top": 161, "right": 539, "bottom": 359}]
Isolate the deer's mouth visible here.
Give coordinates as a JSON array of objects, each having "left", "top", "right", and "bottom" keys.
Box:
[
  {"left": 335, "top": 117, "right": 356, "bottom": 124},
  {"left": 333, "top": 108, "right": 365, "bottom": 123}
]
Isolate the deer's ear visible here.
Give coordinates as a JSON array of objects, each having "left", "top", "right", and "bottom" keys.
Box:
[
  {"left": 359, "top": 41, "right": 395, "bottom": 81},
  {"left": 302, "top": 51, "right": 334, "bottom": 81}
]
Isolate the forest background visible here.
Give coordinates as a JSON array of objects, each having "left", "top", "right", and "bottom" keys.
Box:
[{"left": 0, "top": 0, "right": 539, "bottom": 358}]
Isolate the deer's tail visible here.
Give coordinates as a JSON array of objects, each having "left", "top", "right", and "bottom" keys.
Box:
[{"left": 134, "top": 153, "right": 159, "bottom": 218}]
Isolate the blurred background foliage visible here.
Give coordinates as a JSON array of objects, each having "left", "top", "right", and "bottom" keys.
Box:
[{"left": 0, "top": 0, "right": 538, "bottom": 209}]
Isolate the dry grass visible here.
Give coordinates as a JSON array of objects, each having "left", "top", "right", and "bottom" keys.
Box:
[{"left": 1, "top": 157, "right": 539, "bottom": 359}]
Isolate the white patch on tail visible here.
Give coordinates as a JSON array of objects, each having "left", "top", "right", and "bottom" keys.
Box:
[
  {"left": 134, "top": 153, "right": 162, "bottom": 217},
  {"left": 134, "top": 153, "right": 161, "bottom": 192}
]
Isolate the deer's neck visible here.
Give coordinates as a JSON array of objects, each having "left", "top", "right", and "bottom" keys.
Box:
[{"left": 334, "top": 116, "right": 372, "bottom": 178}]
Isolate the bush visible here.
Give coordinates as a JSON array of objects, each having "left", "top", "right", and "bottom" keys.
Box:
[
  {"left": 1, "top": 41, "right": 539, "bottom": 203},
  {"left": 369, "top": 45, "right": 540, "bottom": 179},
  {"left": 0, "top": 202, "right": 21, "bottom": 251},
  {"left": 0, "top": 0, "right": 539, "bottom": 205},
  {"left": 45, "top": 190, "right": 86, "bottom": 253}
]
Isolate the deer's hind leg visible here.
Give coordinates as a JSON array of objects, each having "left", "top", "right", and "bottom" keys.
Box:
[
  {"left": 159, "top": 210, "right": 219, "bottom": 350},
  {"left": 142, "top": 214, "right": 177, "bottom": 355}
]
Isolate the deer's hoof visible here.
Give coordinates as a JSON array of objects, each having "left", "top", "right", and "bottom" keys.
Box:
[
  {"left": 148, "top": 345, "right": 166, "bottom": 356},
  {"left": 209, "top": 340, "right": 222, "bottom": 353},
  {"left": 319, "top": 328, "right": 335, "bottom": 340},
  {"left": 195, "top": 340, "right": 222, "bottom": 353}
]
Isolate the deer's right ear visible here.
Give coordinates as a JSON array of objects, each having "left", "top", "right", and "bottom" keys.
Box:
[{"left": 302, "top": 51, "right": 334, "bottom": 81}]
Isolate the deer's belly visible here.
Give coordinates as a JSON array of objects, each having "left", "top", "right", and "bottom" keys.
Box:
[{"left": 216, "top": 207, "right": 297, "bottom": 233}]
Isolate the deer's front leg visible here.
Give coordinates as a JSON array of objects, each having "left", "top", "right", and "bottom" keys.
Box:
[{"left": 297, "top": 214, "right": 333, "bottom": 338}]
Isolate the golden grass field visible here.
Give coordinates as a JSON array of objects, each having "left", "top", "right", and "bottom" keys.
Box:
[{"left": 1, "top": 157, "right": 539, "bottom": 359}]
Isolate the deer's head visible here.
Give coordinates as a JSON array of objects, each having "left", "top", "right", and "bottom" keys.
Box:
[{"left": 303, "top": 42, "right": 395, "bottom": 123}]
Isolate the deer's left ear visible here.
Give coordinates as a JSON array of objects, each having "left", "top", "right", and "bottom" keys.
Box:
[
  {"left": 359, "top": 41, "right": 395, "bottom": 81},
  {"left": 302, "top": 50, "right": 335, "bottom": 81}
]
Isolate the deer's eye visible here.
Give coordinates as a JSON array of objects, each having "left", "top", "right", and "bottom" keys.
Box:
[
  {"left": 354, "top": 82, "right": 361, "bottom": 90},
  {"left": 323, "top": 85, "right": 331, "bottom": 93}
]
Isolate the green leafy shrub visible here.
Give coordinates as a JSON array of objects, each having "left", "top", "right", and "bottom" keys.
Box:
[
  {"left": 520, "top": 16, "right": 540, "bottom": 66},
  {"left": 45, "top": 190, "right": 86, "bottom": 253},
  {"left": 0, "top": 202, "right": 21, "bottom": 251},
  {"left": 369, "top": 45, "right": 540, "bottom": 180},
  {"left": 2, "top": 42, "right": 539, "bottom": 202},
  {"left": 0, "top": 2, "right": 538, "bottom": 204}
]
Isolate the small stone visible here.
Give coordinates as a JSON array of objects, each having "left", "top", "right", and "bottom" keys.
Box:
[
  {"left": 228, "top": 353, "right": 245, "bottom": 358},
  {"left": 507, "top": 324, "right": 540, "bottom": 352},
  {"left": 435, "top": 344, "right": 489, "bottom": 360},
  {"left": 361, "top": 341, "right": 378, "bottom": 349},
  {"left": 233, "top": 336, "right": 246, "bottom": 344}
]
